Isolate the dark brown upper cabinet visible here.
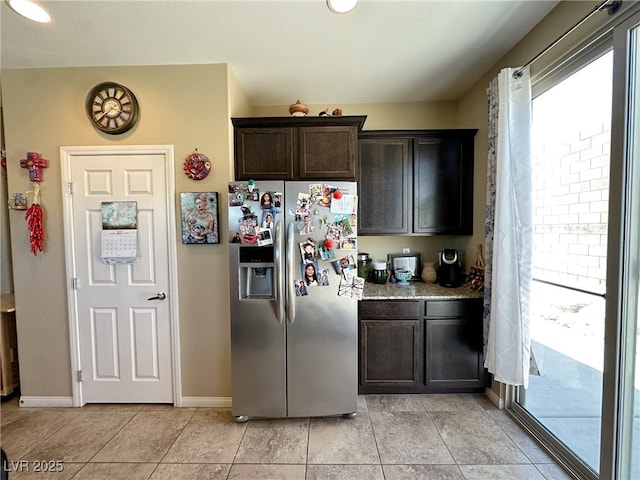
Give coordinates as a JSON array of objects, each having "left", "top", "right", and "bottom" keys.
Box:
[
  {"left": 358, "top": 130, "right": 477, "bottom": 236},
  {"left": 232, "top": 116, "right": 367, "bottom": 181}
]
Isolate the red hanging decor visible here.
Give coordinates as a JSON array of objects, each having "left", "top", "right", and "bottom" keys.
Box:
[
  {"left": 20, "top": 152, "right": 48, "bottom": 256},
  {"left": 20, "top": 152, "right": 48, "bottom": 182},
  {"left": 25, "top": 184, "right": 44, "bottom": 255}
]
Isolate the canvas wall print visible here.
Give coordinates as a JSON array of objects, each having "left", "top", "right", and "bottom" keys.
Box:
[{"left": 181, "top": 192, "right": 219, "bottom": 244}]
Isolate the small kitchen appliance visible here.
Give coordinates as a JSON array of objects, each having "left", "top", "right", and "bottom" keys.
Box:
[
  {"left": 371, "top": 261, "right": 387, "bottom": 284},
  {"left": 357, "top": 253, "right": 372, "bottom": 281},
  {"left": 438, "top": 249, "right": 463, "bottom": 287}
]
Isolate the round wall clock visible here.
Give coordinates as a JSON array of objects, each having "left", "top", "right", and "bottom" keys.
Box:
[{"left": 86, "top": 82, "right": 139, "bottom": 134}]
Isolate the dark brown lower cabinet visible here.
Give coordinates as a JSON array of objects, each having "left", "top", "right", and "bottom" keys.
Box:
[
  {"left": 425, "top": 318, "right": 485, "bottom": 390},
  {"left": 359, "top": 300, "right": 421, "bottom": 394},
  {"left": 359, "top": 297, "right": 486, "bottom": 394},
  {"left": 360, "top": 319, "right": 422, "bottom": 393}
]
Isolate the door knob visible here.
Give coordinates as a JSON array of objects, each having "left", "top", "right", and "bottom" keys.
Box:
[{"left": 147, "top": 292, "right": 166, "bottom": 301}]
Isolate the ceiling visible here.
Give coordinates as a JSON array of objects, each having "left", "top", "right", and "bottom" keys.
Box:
[{"left": 0, "top": 0, "right": 560, "bottom": 106}]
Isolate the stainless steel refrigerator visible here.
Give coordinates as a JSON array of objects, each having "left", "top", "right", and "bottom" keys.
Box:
[{"left": 228, "top": 180, "right": 361, "bottom": 422}]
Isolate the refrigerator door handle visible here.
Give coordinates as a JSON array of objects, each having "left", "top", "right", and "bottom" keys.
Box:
[
  {"left": 274, "top": 220, "right": 284, "bottom": 324},
  {"left": 286, "top": 221, "right": 296, "bottom": 324}
]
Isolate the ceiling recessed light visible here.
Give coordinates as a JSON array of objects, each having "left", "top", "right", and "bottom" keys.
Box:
[
  {"left": 6, "top": 0, "right": 52, "bottom": 23},
  {"left": 327, "top": 0, "right": 358, "bottom": 14}
]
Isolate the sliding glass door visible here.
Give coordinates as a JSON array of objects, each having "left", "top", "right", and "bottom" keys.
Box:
[
  {"left": 519, "top": 49, "right": 613, "bottom": 478},
  {"left": 510, "top": 7, "right": 639, "bottom": 480}
]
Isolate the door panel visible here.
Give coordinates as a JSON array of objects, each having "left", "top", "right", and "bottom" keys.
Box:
[
  {"left": 68, "top": 151, "right": 173, "bottom": 403},
  {"left": 130, "top": 308, "right": 160, "bottom": 379},
  {"left": 92, "top": 308, "right": 119, "bottom": 379}
]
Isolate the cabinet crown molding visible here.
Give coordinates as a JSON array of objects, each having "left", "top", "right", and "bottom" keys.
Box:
[{"left": 232, "top": 115, "right": 367, "bottom": 130}]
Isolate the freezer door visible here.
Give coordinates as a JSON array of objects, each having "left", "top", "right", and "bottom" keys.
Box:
[
  {"left": 284, "top": 181, "right": 358, "bottom": 417},
  {"left": 230, "top": 219, "right": 286, "bottom": 419},
  {"left": 286, "top": 290, "right": 358, "bottom": 417}
]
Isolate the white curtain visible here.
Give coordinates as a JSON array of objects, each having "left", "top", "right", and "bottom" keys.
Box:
[{"left": 484, "top": 67, "right": 533, "bottom": 388}]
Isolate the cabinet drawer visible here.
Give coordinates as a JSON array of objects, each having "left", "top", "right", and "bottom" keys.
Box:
[
  {"left": 425, "top": 299, "right": 481, "bottom": 318},
  {"left": 360, "top": 300, "right": 420, "bottom": 319}
]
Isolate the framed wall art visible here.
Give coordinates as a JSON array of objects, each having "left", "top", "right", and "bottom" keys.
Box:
[{"left": 180, "top": 192, "right": 219, "bottom": 244}]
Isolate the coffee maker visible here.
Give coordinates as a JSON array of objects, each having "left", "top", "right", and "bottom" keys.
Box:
[{"left": 438, "top": 249, "right": 463, "bottom": 287}]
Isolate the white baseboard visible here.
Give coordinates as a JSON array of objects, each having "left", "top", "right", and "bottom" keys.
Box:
[
  {"left": 17, "top": 395, "right": 232, "bottom": 408},
  {"left": 485, "top": 387, "right": 505, "bottom": 409},
  {"left": 180, "top": 396, "right": 232, "bottom": 408},
  {"left": 19, "top": 396, "right": 74, "bottom": 407}
]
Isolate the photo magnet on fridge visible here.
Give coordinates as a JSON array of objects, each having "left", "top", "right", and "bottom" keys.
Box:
[
  {"left": 300, "top": 240, "right": 317, "bottom": 263},
  {"left": 261, "top": 210, "right": 275, "bottom": 229},
  {"left": 309, "top": 183, "right": 322, "bottom": 203},
  {"left": 301, "top": 214, "right": 314, "bottom": 234},
  {"left": 295, "top": 279, "right": 308, "bottom": 296},
  {"left": 334, "top": 215, "right": 353, "bottom": 235},
  {"left": 340, "top": 236, "right": 357, "bottom": 250},
  {"left": 319, "top": 244, "right": 336, "bottom": 261},
  {"left": 256, "top": 227, "right": 273, "bottom": 246},
  {"left": 318, "top": 184, "right": 337, "bottom": 207},
  {"left": 338, "top": 255, "right": 356, "bottom": 279},
  {"left": 331, "top": 259, "right": 343, "bottom": 275},
  {"left": 228, "top": 183, "right": 244, "bottom": 206},
  {"left": 318, "top": 268, "right": 330, "bottom": 286},
  {"left": 260, "top": 191, "right": 275, "bottom": 210},
  {"left": 238, "top": 215, "right": 258, "bottom": 244},
  {"left": 301, "top": 261, "right": 319, "bottom": 286},
  {"left": 338, "top": 276, "right": 364, "bottom": 300}
]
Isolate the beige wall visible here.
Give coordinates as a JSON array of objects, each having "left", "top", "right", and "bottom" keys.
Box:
[
  {"left": 2, "top": 64, "right": 233, "bottom": 398},
  {"left": 2, "top": 1, "right": 628, "bottom": 402}
]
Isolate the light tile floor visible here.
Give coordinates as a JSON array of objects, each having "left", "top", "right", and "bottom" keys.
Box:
[{"left": 1, "top": 394, "right": 576, "bottom": 480}]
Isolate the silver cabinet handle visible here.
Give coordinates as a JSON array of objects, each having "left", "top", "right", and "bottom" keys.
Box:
[{"left": 147, "top": 292, "right": 166, "bottom": 301}]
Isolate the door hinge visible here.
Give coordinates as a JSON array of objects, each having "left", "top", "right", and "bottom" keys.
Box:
[
  {"left": 72, "top": 278, "right": 78, "bottom": 289},
  {"left": 77, "top": 370, "right": 83, "bottom": 382},
  {"left": 66, "top": 182, "right": 73, "bottom": 194}
]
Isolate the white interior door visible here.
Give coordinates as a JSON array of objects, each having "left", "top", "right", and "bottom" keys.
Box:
[{"left": 61, "top": 145, "right": 178, "bottom": 405}]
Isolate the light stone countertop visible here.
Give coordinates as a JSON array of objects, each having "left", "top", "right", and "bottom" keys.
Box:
[{"left": 362, "top": 281, "right": 483, "bottom": 300}]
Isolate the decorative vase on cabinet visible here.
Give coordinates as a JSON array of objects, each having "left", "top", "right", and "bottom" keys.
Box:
[{"left": 421, "top": 262, "right": 437, "bottom": 284}]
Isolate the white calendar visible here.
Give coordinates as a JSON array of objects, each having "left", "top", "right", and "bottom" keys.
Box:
[{"left": 101, "top": 229, "right": 138, "bottom": 264}]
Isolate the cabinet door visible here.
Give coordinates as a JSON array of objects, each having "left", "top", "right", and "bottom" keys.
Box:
[
  {"left": 235, "top": 127, "right": 295, "bottom": 180},
  {"left": 425, "top": 317, "right": 484, "bottom": 389},
  {"left": 360, "top": 319, "right": 422, "bottom": 393},
  {"left": 298, "top": 126, "right": 358, "bottom": 180},
  {"left": 358, "top": 138, "right": 411, "bottom": 234},
  {"left": 414, "top": 135, "right": 474, "bottom": 234}
]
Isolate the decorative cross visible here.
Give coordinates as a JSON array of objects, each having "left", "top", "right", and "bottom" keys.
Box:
[{"left": 20, "top": 152, "right": 48, "bottom": 182}]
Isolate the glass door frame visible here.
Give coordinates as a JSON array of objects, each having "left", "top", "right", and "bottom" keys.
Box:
[{"left": 601, "top": 8, "right": 640, "bottom": 480}]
